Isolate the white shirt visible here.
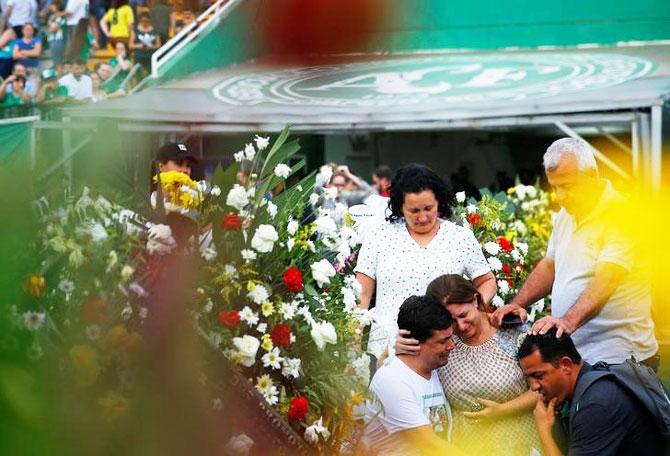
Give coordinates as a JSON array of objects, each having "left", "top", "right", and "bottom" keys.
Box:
[
  {"left": 355, "top": 220, "right": 490, "bottom": 357},
  {"left": 64, "top": 0, "right": 88, "bottom": 26},
  {"left": 58, "top": 73, "right": 93, "bottom": 100},
  {"left": 547, "top": 180, "right": 657, "bottom": 363},
  {"left": 364, "top": 356, "right": 452, "bottom": 455},
  {"left": 6, "top": 0, "right": 36, "bottom": 27}
]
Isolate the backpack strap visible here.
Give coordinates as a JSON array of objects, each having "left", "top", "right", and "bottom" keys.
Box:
[{"left": 568, "top": 368, "right": 614, "bottom": 432}]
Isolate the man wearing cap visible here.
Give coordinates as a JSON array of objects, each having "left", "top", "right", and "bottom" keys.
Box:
[
  {"left": 155, "top": 142, "right": 197, "bottom": 177},
  {"left": 35, "top": 68, "right": 68, "bottom": 104}
]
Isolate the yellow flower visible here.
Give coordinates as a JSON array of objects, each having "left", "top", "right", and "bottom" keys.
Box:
[
  {"left": 507, "top": 187, "right": 516, "bottom": 195},
  {"left": 261, "top": 301, "right": 274, "bottom": 317},
  {"left": 102, "top": 325, "right": 143, "bottom": 367},
  {"left": 98, "top": 391, "right": 129, "bottom": 423},
  {"left": 69, "top": 344, "right": 101, "bottom": 387},
  {"left": 24, "top": 274, "right": 46, "bottom": 298},
  {"left": 261, "top": 334, "right": 273, "bottom": 352}
]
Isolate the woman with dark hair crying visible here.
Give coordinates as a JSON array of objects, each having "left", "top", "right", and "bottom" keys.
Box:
[{"left": 354, "top": 164, "right": 496, "bottom": 367}]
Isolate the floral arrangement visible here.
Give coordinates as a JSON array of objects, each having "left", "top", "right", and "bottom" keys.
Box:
[
  {"left": 193, "top": 129, "right": 371, "bottom": 451},
  {"left": 453, "top": 184, "right": 555, "bottom": 321},
  {"left": 152, "top": 169, "right": 206, "bottom": 213}
]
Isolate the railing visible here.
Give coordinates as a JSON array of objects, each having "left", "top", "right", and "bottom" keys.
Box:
[{"left": 150, "top": 0, "right": 245, "bottom": 79}]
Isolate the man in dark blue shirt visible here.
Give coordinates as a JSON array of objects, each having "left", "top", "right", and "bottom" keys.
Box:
[{"left": 517, "top": 329, "right": 662, "bottom": 456}]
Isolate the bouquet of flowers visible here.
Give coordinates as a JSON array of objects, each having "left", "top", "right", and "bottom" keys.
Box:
[{"left": 194, "top": 129, "right": 371, "bottom": 451}]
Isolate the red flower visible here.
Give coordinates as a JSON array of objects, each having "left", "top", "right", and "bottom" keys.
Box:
[
  {"left": 287, "top": 396, "right": 309, "bottom": 421},
  {"left": 467, "top": 213, "right": 481, "bottom": 226},
  {"left": 283, "top": 266, "right": 303, "bottom": 293},
  {"left": 497, "top": 236, "right": 513, "bottom": 253},
  {"left": 271, "top": 324, "right": 293, "bottom": 347},
  {"left": 221, "top": 213, "right": 242, "bottom": 231},
  {"left": 501, "top": 263, "right": 512, "bottom": 276},
  {"left": 81, "top": 298, "right": 107, "bottom": 325},
  {"left": 218, "top": 310, "right": 241, "bottom": 328}
]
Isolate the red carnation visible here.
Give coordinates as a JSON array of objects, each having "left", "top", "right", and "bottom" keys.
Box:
[
  {"left": 81, "top": 298, "right": 107, "bottom": 325},
  {"left": 271, "top": 324, "right": 293, "bottom": 347},
  {"left": 283, "top": 266, "right": 303, "bottom": 293},
  {"left": 467, "top": 213, "right": 481, "bottom": 226},
  {"left": 497, "top": 236, "right": 513, "bottom": 253},
  {"left": 501, "top": 263, "right": 512, "bottom": 276},
  {"left": 287, "top": 396, "right": 309, "bottom": 421},
  {"left": 221, "top": 213, "right": 242, "bottom": 231},
  {"left": 218, "top": 310, "right": 241, "bottom": 328}
]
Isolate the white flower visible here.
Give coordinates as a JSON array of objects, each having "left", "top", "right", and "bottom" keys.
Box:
[
  {"left": 247, "top": 284, "right": 269, "bottom": 304},
  {"left": 286, "top": 219, "right": 299, "bottom": 236},
  {"left": 525, "top": 185, "right": 537, "bottom": 198},
  {"left": 201, "top": 246, "right": 218, "bottom": 262},
  {"left": 107, "top": 251, "right": 118, "bottom": 271},
  {"left": 310, "top": 321, "right": 337, "bottom": 350},
  {"left": 487, "top": 257, "right": 503, "bottom": 272},
  {"left": 306, "top": 240, "right": 316, "bottom": 252},
  {"left": 274, "top": 163, "right": 291, "bottom": 179},
  {"left": 256, "top": 322, "right": 267, "bottom": 333},
  {"left": 224, "top": 434, "right": 254, "bottom": 455},
  {"left": 58, "top": 279, "right": 75, "bottom": 294},
  {"left": 239, "top": 306, "right": 259, "bottom": 326},
  {"left": 241, "top": 249, "right": 257, "bottom": 262},
  {"left": 352, "top": 353, "right": 371, "bottom": 384},
  {"left": 314, "top": 216, "right": 337, "bottom": 236},
  {"left": 247, "top": 186, "right": 256, "bottom": 198},
  {"left": 244, "top": 143, "right": 256, "bottom": 161},
  {"left": 255, "top": 374, "right": 279, "bottom": 405},
  {"left": 86, "top": 325, "right": 101, "bottom": 341},
  {"left": 261, "top": 347, "right": 283, "bottom": 369},
  {"left": 342, "top": 287, "right": 357, "bottom": 311},
  {"left": 491, "top": 295, "right": 505, "bottom": 308},
  {"left": 316, "top": 166, "right": 333, "bottom": 187},
  {"left": 120, "top": 265, "right": 134, "bottom": 281},
  {"left": 516, "top": 241, "right": 529, "bottom": 255},
  {"left": 129, "top": 282, "right": 148, "bottom": 297},
  {"left": 254, "top": 135, "right": 270, "bottom": 151},
  {"left": 286, "top": 238, "right": 295, "bottom": 252},
  {"left": 497, "top": 280, "right": 510, "bottom": 295},
  {"left": 455, "top": 191, "right": 466, "bottom": 203},
  {"left": 310, "top": 259, "right": 336, "bottom": 287},
  {"left": 266, "top": 201, "right": 277, "bottom": 218},
  {"left": 483, "top": 241, "right": 500, "bottom": 256},
  {"left": 204, "top": 298, "right": 214, "bottom": 313},
  {"left": 282, "top": 357, "right": 301, "bottom": 379},
  {"left": 514, "top": 185, "right": 527, "bottom": 200},
  {"left": 210, "top": 185, "right": 221, "bottom": 197},
  {"left": 121, "top": 305, "right": 133, "bottom": 320},
  {"left": 304, "top": 417, "right": 331, "bottom": 444},
  {"left": 147, "top": 224, "right": 176, "bottom": 255},
  {"left": 139, "top": 307, "right": 149, "bottom": 319},
  {"left": 323, "top": 187, "right": 338, "bottom": 200},
  {"left": 279, "top": 301, "right": 298, "bottom": 320},
  {"left": 514, "top": 220, "right": 528, "bottom": 235},
  {"left": 521, "top": 202, "right": 531, "bottom": 211},
  {"left": 226, "top": 184, "right": 249, "bottom": 211},
  {"left": 233, "top": 335, "right": 260, "bottom": 367},
  {"left": 233, "top": 151, "right": 245, "bottom": 162},
  {"left": 511, "top": 249, "right": 522, "bottom": 262},
  {"left": 309, "top": 193, "right": 319, "bottom": 206},
  {"left": 68, "top": 249, "right": 85, "bottom": 267},
  {"left": 23, "top": 311, "right": 46, "bottom": 331},
  {"left": 251, "top": 224, "right": 278, "bottom": 253},
  {"left": 224, "top": 264, "right": 237, "bottom": 276},
  {"left": 466, "top": 204, "right": 478, "bottom": 214}
]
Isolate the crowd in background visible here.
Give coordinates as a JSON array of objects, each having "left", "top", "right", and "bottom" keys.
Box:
[{"left": 0, "top": 0, "right": 213, "bottom": 113}]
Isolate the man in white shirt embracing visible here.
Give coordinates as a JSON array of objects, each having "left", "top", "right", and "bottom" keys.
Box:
[{"left": 364, "top": 295, "right": 465, "bottom": 455}]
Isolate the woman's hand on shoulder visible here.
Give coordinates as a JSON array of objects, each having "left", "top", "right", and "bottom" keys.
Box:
[{"left": 395, "top": 329, "right": 420, "bottom": 355}]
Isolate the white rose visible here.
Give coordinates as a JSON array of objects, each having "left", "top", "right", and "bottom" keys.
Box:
[
  {"left": 483, "top": 241, "right": 500, "bottom": 256},
  {"left": 226, "top": 184, "right": 249, "bottom": 210},
  {"left": 309, "top": 193, "right": 319, "bottom": 205},
  {"left": 251, "top": 224, "right": 278, "bottom": 253},
  {"left": 274, "top": 163, "right": 291, "bottom": 179},
  {"left": 241, "top": 249, "right": 257, "bottom": 262},
  {"left": 342, "top": 287, "right": 357, "bottom": 311},
  {"left": 525, "top": 185, "right": 537, "bottom": 198},
  {"left": 516, "top": 241, "right": 529, "bottom": 255},
  {"left": 455, "top": 191, "right": 466, "bottom": 203},
  {"left": 287, "top": 219, "right": 299, "bottom": 236},
  {"left": 266, "top": 201, "right": 277, "bottom": 218},
  {"left": 314, "top": 216, "right": 337, "bottom": 236},
  {"left": 210, "top": 185, "right": 221, "bottom": 196},
  {"left": 233, "top": 151, "right": 245, "bottom": 162},
  {"left": 232, "top": 335, "right": 260, "bottom": 367},
  {"left": 514, "top": 185, "right": 527, "bottom": 200},
  {"left": 488, "top": 256, "right": 503, "bottom": 271},
  {"left": 254, "top": 135, "right": 270, "bottom": 151},
  {"left": 304, "top": 417, "right": 331, "bottom": 444},
  {"left": 311, "top": 259, "right": 336, "bottom": 287},
  {"left": 247, "top": 284, "right": 269, "bottom": 304},
  {"left": 466, "top": 204, "right": 477, "bottom": 214},
  {"left": 244, "top": 143, "right": 256, "bottom": 161},
  {"left": 315, "top": 166, "right": 333, "bottom": 187},
  {"left": 491, "top": 295, "right": 505, "bottom": 308},
  {"left": 310, "top": 321, "right": 337, "bottom": 350},
  {"left": 286, "top": 238, "right": 295, "bottom": 252},
  {"left": 497, "top": 279, "right": 510, "bottom": 295}
]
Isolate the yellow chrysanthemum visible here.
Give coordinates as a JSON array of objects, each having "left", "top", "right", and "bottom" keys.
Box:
[{"left": 261, "top": 301, "right": 274, "bottom": 317}]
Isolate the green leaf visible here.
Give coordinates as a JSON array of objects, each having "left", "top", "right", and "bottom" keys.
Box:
[{"left": 259, "top": 125, "right": 291, "bottom": 177}]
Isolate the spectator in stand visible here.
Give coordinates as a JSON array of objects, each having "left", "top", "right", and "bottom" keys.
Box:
[
  {"left": 5, "top": 62, "right": 37, "bottom": 97},
  {"left": 58, "top": 59, "right": 92, "bottom": 101},
  {"left": 5, "top": 0, "right": 37, "bottom": 38},
  {"left": 130, "top": 0, "right": 147, "bottom": 16},
  {"left": 109, "top": 40, "right": 132, "bottom": 71},
  {"left": 45, "top": 0, "right": 66, "bottom": 65},
  {"left": 372, "top": 165, "right": 393, "bottom": 197},
  {"left": 129, "top": 11, "right": 160, "bottom": 72},
  {"left": 55, "top": 61, "right": 71, "bottom": 78},
  {"left": 150, "top": 0, "right": 171, "bottom": 44},
  {"left": 100, "top": 0, "right": 135, "bottom": 48},
  {"left": 12, "top": 22, "right": 41, "bottom": 70},
  {"left": 172, "top": 2, "right": 195, "bottom": 36},
  {"left": 0, "top": 74, "right": 29, "bottom": 105},
  {"left": 58, "top": 0, "right": 88, "bottom": 60},
  {"left": 0, "top": 29, "right": 16, "bottom": 78},
  {"left": 34, "top": 67, "right": 67, "bottom": 103},
  {"left": 95, "top": 61, "right": 113, "bottom": 82}
]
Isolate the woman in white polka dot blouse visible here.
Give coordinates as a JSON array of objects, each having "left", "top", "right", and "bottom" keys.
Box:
[{"left": 355, "top": 164, "right": 497, "bottom": 364}]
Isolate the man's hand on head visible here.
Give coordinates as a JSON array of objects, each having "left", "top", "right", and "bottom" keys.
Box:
[
  {"left": 396, "top": 329, "right": 420, "bottom": 355},
  {"left": 491, "top": 304, "right": 527, "bottom": 327},
  {"left": 531, "top": 316, "right": 574, "bottom": 337}
]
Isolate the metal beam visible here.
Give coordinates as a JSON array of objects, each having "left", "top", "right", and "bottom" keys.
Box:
[
  {"left": 651, "top": 105, "right": 663, "bottom": 190},
  {"left": 554, "top": 121, "right": 630, "bottom": 179},
  {"left": 631, "top": 117, "right": 640, "bottom": 176},
  {"left": 596, "top": 127, "right": 632, "bottom": 155}
]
